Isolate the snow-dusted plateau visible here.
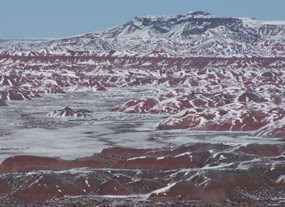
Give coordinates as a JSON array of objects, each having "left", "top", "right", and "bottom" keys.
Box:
[{"left": 0, "top": 11, "right": 285, "bottom": 206}]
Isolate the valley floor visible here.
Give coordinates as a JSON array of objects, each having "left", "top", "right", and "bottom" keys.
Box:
[{"left": 0, "top": 88, "right": 285, "bottom": 207}]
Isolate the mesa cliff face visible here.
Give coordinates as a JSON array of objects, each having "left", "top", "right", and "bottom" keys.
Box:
[{"left": 1, "top": 11, "right": 285, "bottom": 56}]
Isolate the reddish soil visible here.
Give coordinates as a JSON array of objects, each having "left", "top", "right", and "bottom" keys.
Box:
[
  {"left": 0, "top": 143, "right": 285, "bottom": 206},
  {"left": 1, "top": 53, "right": 285, "bottom": 138},
  {"left": 1, "top": 53, "right": 285, "bottom": 206}
]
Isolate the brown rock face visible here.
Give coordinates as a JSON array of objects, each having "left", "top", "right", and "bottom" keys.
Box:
[
  {"left": 0, "top": 90, "right": 40, "bottom": 101},
  {"left": 0, "top": 99, "right": 7, "bottom": 106},
  {"left": 112, "top": 98, "right": 159, "bottom": 113},
  {"left": 0, "top": 156, "right": 62, "bottom": 173},
  {"left": 157, "top": 107, "right": 285, "bottom": 137},
  {"left": 237, "top": 144, "right": 285, "bottom": 157},
  {"left": 149, "top": 181, "right": 202, "bottom": 201},
  {"left": 0, "top": 180, "right": 11, "bottom": 197},
  {"left": 115, "top": 156, "right": 196, "bottom": 170},
  {"left": 47, "top": 107, "right": 92, "bottom": 118},
  {"left": 0, "top": 155, "right": 107, "bottom": 173},
  {"left": 98, "top": 180, "right": 132, "bottom": 196},
  {"left": 20, "top": 175, "right": 82, "bottom": 203},
  {"left": 0, "top": 143, "right": 285, "bottom": 206}
]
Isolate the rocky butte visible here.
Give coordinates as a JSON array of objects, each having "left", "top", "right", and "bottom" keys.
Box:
[{"left": 0, "top": 11, "right": 285, "bottom": 206}]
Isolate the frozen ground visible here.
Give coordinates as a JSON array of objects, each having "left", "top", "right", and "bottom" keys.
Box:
[{"left": 0, "top": 86, "right": 283, "bottom": 162}]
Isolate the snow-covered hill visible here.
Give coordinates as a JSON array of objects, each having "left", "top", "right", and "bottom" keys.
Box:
[{"left": 1, "top": 11, "right": 285, "bottom": 56}]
